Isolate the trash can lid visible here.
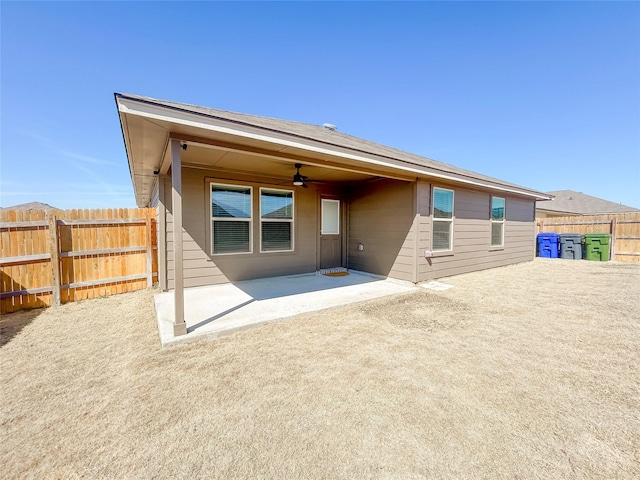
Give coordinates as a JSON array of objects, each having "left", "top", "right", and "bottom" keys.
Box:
[
  {"left": 537, "top": 232, "right": 559, "bottom": 238},
  {"left": 584, "top": 233, "right": 610, "bottom": 244},
  {"left": 559, "top": 233, "right": 584, "bottom": 239}
]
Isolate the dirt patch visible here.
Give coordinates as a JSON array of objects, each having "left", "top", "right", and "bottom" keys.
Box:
[
  {"left": 360, "top": 290, "right": 471, "bottom": 331},
  {"left": 0, "top": 308, "right": 41, "bottom": 347},
  {"left": 1, "top": 259, "right": 639, "bottom": 479}
]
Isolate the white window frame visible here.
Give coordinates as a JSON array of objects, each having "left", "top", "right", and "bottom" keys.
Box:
[
  {"left": 490, "top": 196, "right": 505, "bottom": 248},
  {"left": 432, "top": 187, "right": 454, "bottom": 252},
  {"left": 210, "top": 182, "right": 253, "bottom": 256},
  {"left": 259, "top": 187, "right": 295, "bottom": 253}
]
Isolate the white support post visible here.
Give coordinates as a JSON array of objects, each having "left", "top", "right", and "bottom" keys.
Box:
[{"left": 171, "top": 139, "right": 187, "bottom": 336}]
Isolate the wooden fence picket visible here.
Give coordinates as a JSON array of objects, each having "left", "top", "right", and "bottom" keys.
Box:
[{"left": 0, "top": 208, "right": 158, "bottom": 314}]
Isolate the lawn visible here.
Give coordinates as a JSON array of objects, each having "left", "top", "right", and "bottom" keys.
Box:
[{"left": 1, "top": 259, "right": 639, "bottom": 478}]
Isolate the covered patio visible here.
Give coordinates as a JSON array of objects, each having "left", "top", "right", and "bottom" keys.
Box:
[
  {"left": 154, "top": 270, "right": 416, "bottom": 347},
  {"left": 117, "top": 93, "right": 421, "bottom": 340}
]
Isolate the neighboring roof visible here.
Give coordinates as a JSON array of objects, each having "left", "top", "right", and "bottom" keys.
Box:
[
  {"left": 116, "top": 93, "right": 552, "bottom": 206},
  {"left": 0, "top": 201, "right": 56, "bottom": 211},
  {"left": 536, "top": 190, "right": 640, "bottom": 215}
]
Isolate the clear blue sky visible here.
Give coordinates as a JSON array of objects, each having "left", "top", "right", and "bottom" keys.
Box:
[{"left": 2, "top": 1, "right": 639, "bottom": 209}]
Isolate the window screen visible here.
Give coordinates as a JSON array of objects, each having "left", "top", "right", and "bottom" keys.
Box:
[
  {"left": 490, "top": 197, "right": 505, "bottom": 247},
  {"left": 432, "top": 188, "right": 454, "bottom": 251},
  {"left": 211, "top": 184, "right": 252, "bottom": 254},
  {"left": 261, "top": 189, "right": 294, "bottom": 252}
]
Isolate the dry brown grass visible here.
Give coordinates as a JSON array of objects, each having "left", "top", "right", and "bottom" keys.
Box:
[{"left": 1, "top": 259, "right": 639, "bottom": 479}]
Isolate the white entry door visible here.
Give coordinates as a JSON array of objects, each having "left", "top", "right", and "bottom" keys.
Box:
[{"left": 320, "top": 198, "right": 342, "bottom": 269}]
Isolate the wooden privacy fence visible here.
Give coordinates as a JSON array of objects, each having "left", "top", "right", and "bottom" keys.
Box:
[
  {"left": 536, "top": 212, "right": 640, "bottom": 262},
  {"left": 1, "top": 208, "right": 157, "bottom": 314}
]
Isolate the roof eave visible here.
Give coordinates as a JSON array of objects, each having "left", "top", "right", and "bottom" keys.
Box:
[
  {"left": 115, "top": 93, "right": 152, "bottom": 208},
  {"left": 115, "top": 93, "right": 551, "bottom": 201}
]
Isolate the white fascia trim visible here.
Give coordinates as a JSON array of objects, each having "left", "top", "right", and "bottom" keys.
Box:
[
  {"left": 119, "top": 111, "right": 149, "bottom": 208},
  {"left": 117, "top": 98, "right": 551, "bottom": 200}
]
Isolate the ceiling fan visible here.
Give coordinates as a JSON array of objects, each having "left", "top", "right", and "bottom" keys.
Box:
[{"left": 292, "top": 163, "right": 309, "bottom": 188}]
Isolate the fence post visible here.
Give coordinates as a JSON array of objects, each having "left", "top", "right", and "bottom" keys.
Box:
[
  {"left": 538, "top": 219, "right": 544, "bottom": 233},
  {"left": 145, "top": 211, "right": 153, "bottom": 287},
  {"left": 610, "top": 218, "right": 617, "bottom": 261},
  {"left": 48, "top": 212, "right": 61, "bottom": 306}
]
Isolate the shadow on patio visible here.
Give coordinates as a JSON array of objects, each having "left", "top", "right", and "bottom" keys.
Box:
[{"left": 153, "top": 270, "right": 416, "bottom": 347}]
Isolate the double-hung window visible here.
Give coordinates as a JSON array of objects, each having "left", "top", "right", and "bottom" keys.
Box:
[
  {"left": 490, "top": 196, "right": 505, "bottom": 247},
  {"left": 260, "top": 188, "right": 294, "bottom": 252},
  {"left": 211, "top": 184, "right": 252, "bottom": 254},
  {"left": 432, "top": 187, "right": 454, "bottom": 251}
]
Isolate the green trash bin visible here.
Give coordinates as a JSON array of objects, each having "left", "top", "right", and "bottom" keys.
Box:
[{"left": 584, "top": 233, "right": 610, "bottom": 261}]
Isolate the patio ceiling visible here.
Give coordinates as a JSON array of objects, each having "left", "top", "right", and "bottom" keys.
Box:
[{"left": 177, "top": 142, "right": 378, "bottom": 184}]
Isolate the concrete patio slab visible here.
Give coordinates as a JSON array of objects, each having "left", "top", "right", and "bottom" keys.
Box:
[{"left": 154, "top": 270, "right": 416, "bottom": 347}]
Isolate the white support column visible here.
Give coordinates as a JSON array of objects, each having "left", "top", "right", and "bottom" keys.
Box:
[{"left": 171, "top": 139, "right": 187, "bottom": 336}]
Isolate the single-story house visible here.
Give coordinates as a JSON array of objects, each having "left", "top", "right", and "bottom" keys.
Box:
[
  {"left": 115, "top": 93, "right": 551, "bottom": 336},
  {"left": 536, "top": 190, "right": 640, "bottom": 218}
]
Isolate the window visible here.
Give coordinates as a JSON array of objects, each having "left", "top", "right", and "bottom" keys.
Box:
[
  {"left": 321, "top": 199, "right": 340, "bottom": 235},
  {"left": 260, "top": 188, "right": 294, "bottom": 252},
  {"left": 432, "top": 187, "right": 454, "bottom": 251},
  {"left": 491, "top": 196, "right": 505, "bottom": 247},
  {"left": 211, "top": 184, "right": 252, "bottom": 254}
]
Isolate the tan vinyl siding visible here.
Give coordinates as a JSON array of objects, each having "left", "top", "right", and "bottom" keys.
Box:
[
  {"left": 165, "top": 167, "right": 319, "bottom": 288},
  {"left": 150, "top": 177, "right": 166, "bottom": 289},
  {"left": 150, "top": 178, "right": 160, "bottom": 208},
  {"left": 348, "top": 179, "right": 416, "bottom": 282},
  {"left": 159, "top": 167, "right": 537, "bottom": 289},
  {"left": 416, "top": 181, "right": 431, "bottom": 279},
  {"left": 417, "top": 186, "right": 536, "bottom": 281}
]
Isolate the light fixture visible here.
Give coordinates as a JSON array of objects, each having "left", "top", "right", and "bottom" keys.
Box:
[{"left": 292, "top": 164, "right": 308, "bottom": 188}]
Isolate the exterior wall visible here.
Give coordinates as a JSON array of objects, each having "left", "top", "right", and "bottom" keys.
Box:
[
  {"left": 347, "top": 179, "right": 416, "bottom": 282},
  {"left": 149, "top": 178, "right": 163, "bottom": 289},
  {"left": 150, "top": 179, "right": 160, "bottom": 208},
  {"left": 153, "top": 176, "right": 169, "bottom": 290},
  {"left": 159, "top": 168, "right": 536, "bottom": 289},
  {"left": 164, "top": 167, "right": 321, "bottom": 288},
  {"left": 417, "top": 182, "right": 536, "bottom": 281},
  {"left": 416, "top": 181, "right": 432, "bottom": 281}
]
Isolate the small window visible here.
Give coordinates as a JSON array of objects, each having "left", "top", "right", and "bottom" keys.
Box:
[
  {"left": 432, "top": 187, "right": 454, "bottom": 251},
  {"left": 491, "top": 196, "right": 505, "bottom": 247},
  {"left": 260, "top": 189, "right": 294, "bottom": 252},
  {"left": 211, "top": 184, "right": 252, "bottom": 254},
  {"left": 321, "top": 199, "right": 340, "bottom": 235}
]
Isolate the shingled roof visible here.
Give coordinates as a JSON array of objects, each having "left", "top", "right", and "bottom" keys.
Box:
[
  {"left": 537, "top": 190, "right": 640, "bottom": 215},
  {"left": 116, "top": 93, "right": 552, "bottom": 205},
  {"left": 142, "top": 95, "right": 524, "bottom": 190},
  {"left": 0, "top": 201, "right": 56, "bottom": 211}
]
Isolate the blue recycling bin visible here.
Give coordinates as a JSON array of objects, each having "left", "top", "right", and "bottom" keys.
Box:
[{"left": 537, "top": 232, "right": 559, "bottom": 258}]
